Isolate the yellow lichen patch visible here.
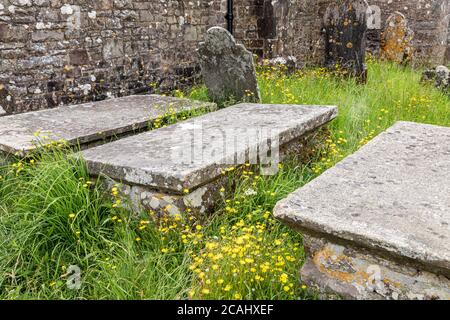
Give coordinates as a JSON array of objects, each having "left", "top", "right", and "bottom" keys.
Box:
[
  {"left": 312, "top": 246, "right": 372, "bottom": 286},
  {"left": 380, "top": 13, "right": 414, "bottom": 64},
  {"left": 383, "top": 277, "right": 401, "bottom": 289}
]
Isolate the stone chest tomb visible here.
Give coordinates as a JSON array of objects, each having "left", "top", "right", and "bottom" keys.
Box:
[
  {"left": 82, "top": 103, "right": 337, "bottom": 215},
  {"left": 0, "top": 95, "right": 216, "bottom": 159},
  {"left": 274, "top": 122, "right": 450, "bottom": 300}
]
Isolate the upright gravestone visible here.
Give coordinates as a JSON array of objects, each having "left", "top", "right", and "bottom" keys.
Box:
[
  {"left": 381, "top": 12, "right": 414, "bottom": 64},
  {"left": 198, "top": 27, "right": 261, "bottom": 103},
  {"left": 323, "top": 0, "right": 368, "bottom": 83}
]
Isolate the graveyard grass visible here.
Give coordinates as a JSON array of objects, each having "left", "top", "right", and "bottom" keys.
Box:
[{"left": 0, "top": 59, "right": 449, "bottom": 299}]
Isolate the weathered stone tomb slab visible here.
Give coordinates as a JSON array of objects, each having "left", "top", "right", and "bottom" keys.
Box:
[
  {"left": 0, "top": 95, "right": 216, "bottom": 157},
  {"left": 274, "top": 121, "right": 450, "bottom": 300},
  {"left": 82, "top": 103, "right": 337, "bottom": 214}
]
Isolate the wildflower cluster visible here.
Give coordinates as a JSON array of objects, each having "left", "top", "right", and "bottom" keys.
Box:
[
  {"left": 32, "top": 130, "right": 69, "bottom": 150},
  {"left": 188, "top": 208, "right": 304, "bottom": 300},
  {"left": 133, "top": 208, "right": 205, "bottom": 252},
  {"left": 311, "top": 132, "right": 347, "bottom": 175},
  {"left": 109, "top": 184, "right": 128, "bottom": 225},
  {"left": 150, "top": 105, "right": 180, "bottom": 130}
]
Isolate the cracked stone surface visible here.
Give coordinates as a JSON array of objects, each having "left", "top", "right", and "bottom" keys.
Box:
[
  {"left": 82, "top": 103, "right": 337, "bottom": 194},
  {"left": 274, "top": 121, "right": 450, "bottom": 277},
  {"left": 0, "top": 95, "right": 216, "bottom": 156}
]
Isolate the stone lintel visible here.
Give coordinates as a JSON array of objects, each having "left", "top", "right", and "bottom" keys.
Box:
[
  {"left": 0, "top": 95, "right": 216, "bottom": 156},
  {"left": 82, "top": 103, "right": 338, "bottom": 195}
]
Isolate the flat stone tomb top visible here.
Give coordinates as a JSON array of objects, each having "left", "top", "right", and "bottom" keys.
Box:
[
  {"left": 0, "top": 95, "right": 215, "bottom": 156},
  {"left": 274, "top": 121, "right": 450, "bottom": 274},
  {"left": 82, "top": 103, "right": 337, "bottom": 193}
]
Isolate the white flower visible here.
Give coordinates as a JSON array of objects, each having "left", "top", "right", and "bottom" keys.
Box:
[{"left": 244, "top": 188, "right": 257, "bottom": 196}]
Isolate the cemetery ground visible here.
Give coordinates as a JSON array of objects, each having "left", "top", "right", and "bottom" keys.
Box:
[{"left": 0, "top": 59, "right": 449, "bottom": 300}]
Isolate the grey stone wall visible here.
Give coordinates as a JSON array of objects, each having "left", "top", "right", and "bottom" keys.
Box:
[
  {"left": 0, "top": 0, "right": 226, "bottom": 114},
  {"left": 233, "top": 0, "right": 450, "bottom": 66},
  {"left": 269, "top": 0, "right": 331, "bottom": 66},
  {"left": 267, "top": 0, "right": 450, "bottom": 66},
  {"left": 232, "top": 0, "right": 329, "bottom": 65},
  {"left": 366, "top": 0, "right": 449, "bottom": 65},
  {"left": 232, "top": 0, "right": 278, "bottom": 58},
  {"left": 1, "top": 0, "right": 449, "bottom": 114}
]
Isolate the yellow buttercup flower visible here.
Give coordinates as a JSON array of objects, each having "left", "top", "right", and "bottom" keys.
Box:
[{"left": 201, "top": 288, "right": 210, "bottom": 295}]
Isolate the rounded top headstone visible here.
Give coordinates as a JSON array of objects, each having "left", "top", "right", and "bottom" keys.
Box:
[{"left": 203, "top": 27, "right": 236, "bottom": 54}]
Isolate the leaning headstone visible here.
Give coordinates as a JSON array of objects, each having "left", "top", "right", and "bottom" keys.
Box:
[
  {"left": 323, "top": 0, "right": 368, "bottom": 82},
  {"left": 381, "top": 12, "right": 414, "bottom": 64},
  {"left": 198, "top": 27, "right": 261, "bottom": 103}
]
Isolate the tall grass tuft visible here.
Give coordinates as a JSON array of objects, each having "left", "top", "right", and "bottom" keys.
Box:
[{"left": 0, "top": 146, "right": 112, "bottom": 298}]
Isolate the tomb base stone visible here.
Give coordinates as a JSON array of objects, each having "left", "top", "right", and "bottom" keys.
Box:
[
  {"left": 301, "top": 236, "right": 450, "bottom": 300},
  {"left": 96, "top": 126, "right": 330, "bottom": 215}
]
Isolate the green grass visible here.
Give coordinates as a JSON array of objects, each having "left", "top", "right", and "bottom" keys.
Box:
[
  {"left": 0, "top": 147, "right": 194, "bottom": 299},
  {"left": 0, "top": 60, "right": 449, "bottom": 299}
]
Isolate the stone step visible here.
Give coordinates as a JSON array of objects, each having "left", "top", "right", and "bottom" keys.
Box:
[
  {"left": 82, "top": 103, "right": 337, "bottom": 214},
  {"left": 274, "top": 121, "right": 450, "bottom": 300},
  {"left": 0, "top": 95, "right": 216, "bottom": 157}
]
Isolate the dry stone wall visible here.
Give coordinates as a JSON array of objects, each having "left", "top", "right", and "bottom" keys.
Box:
[
  {"left": 1, "top": 0, "right": 449, "bottom": 114},
  {"left": 0, "top": 0, "right": 226, "bottom": 114},
  {"left": 230, "top": 0, "right": 450, "bottom": 66},
  {"left": 367, "top": 0, "right": 449, "bottom": 65}
]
